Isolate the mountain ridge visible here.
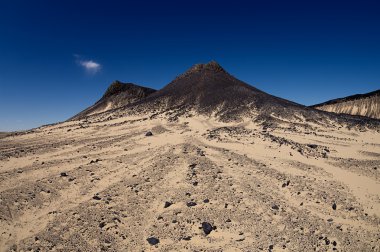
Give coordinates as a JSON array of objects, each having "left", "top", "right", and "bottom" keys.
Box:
[{"left": 311, "top": 89, "right": 380, "bottom": 119}]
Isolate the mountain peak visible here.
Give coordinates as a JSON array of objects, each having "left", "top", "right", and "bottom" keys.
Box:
[{"left": 183, "top": 61, "right": 226, "bottom": 76}]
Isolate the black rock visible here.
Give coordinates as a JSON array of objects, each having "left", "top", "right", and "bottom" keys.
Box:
[
  {"left": 203, "top": 199, "right": 210, "bottom": 203},
  {"left": 145, "top": 131, "right": 153, "bottom": 136},
  {"left": 60, "top": 172, "right": 68, "bottom": 177},
  {"left": 187, "top": 202, "right": 197, "bottom": 207},
  {"left": 271, "top": 204, "right": 279, "bottom": 210},
  {"left": 201, "top": 222, "right": 214, "bottom": 235},
  {"left": 308, "top": 144, "right": 318, "bottom": 149},
  {"left": 332, "top": 203, "right": 337, "bottom": 210},
  {"left": 99, "top": 222, "right": 106, "bottom": 228},
  {"left": 93, "top": 195, "right": 101, "bottom": 200},
  {"left": 182, "top": 236, "right": 192, "bottom": 241},
  {"left": 147, "top": 237, "right": 160, "bottom": 245},
  {"left": 164, "top": 201, "right": 172, "bottom": 208}
]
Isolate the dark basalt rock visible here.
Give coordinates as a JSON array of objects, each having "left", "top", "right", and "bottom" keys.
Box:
[
  {"left": 201, "top": 222, "right": 214, "bottom": 235},
  {"left": 147, "top": 237, "right": 160, "bottom": 245}
]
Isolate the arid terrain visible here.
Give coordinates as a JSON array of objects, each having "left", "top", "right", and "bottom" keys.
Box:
[{"left": 1, "top": 62, "right": 379, "bottom": 251}]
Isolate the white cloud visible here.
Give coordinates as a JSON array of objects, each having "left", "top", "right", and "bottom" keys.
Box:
[
  {"left": 74, "top": 55, "right": 101, "bottom": 74},
  {"left": 79, "top": 60, "right": 101, "bottom": 74}
]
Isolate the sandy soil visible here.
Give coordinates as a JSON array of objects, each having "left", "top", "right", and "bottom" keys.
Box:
[{"left": 0, "top": 113, "right": 379, "bottom": 251}]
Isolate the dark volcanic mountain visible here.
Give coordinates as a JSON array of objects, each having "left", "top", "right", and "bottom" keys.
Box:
[
  {"left": 71, "top": 81, "right": 156, "bottom": 120},
  {"left": 71, "top": 61, "right": 378, "bottom": 128},
  {"left": 311, "top": 89, "right": 380, "bottom": 119},
  {"left": 138, "top": 61, "right": 306, "bottom": 120}
]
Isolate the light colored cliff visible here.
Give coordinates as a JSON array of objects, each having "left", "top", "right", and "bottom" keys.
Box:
[{"left": 313, "top": 90, "right": 380, "bottom": 119}]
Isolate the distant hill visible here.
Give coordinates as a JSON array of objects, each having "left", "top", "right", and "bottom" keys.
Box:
[
  {"left": 311, "top": 90, "right": 380, "bottom": 119},
  {"left": 0, "top": 132, "right": 10, "bottom": 139},
  {"left": 71, "top": 81, "right": 156, "bottom": 120}
]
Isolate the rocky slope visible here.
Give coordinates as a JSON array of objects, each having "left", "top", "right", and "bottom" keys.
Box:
[
  {"left": 71, "top": 81, "right": 156, "bottom": 120},
  {"left": 311, "top": 89, "right": 380, "bottom": 119}
]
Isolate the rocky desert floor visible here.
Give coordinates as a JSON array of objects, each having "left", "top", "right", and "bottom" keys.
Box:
[{"left": 0, "top": 113, "right": 379, "bottom": 251}]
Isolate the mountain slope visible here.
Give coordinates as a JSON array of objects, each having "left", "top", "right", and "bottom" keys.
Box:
[
  {"left": 71, "top": 81, "right": 156, "bottom": 120},
  {"left": 311, "top": 90, "right": 380, "bottom": 119}
]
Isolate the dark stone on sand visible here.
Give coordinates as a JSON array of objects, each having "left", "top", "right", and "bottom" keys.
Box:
[
  {"left": 147, "top": 237, "right": 160, "bottom": 245},
  {"left": 93, "top": 195, "right": 101, "bottom": 200},
  {"left": 60, "top": 172, "right": 68, "bottom": 177},
  {"left": 332, "top": 203, "right": 337, "bottom": 210},
  {"left": 164, "top": 201, "right": 172, "bottom": 208},
  {"left": 201, "top": 222, "right": 213, "bottom": 235},
  {"left": 187, "top": 202, "right": 197, "bottom": 207},
  {"left": 271, "top": 204, "right": 279, "bottom": 210},
  {"left": 145, "top": 131, "right": 153, "bottom": 136}
]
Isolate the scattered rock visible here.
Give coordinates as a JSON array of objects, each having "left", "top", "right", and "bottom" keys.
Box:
[
  {"left": 146, "top": 237, "right": 159, "bottom": 245},
  {"left": 164, "top": 201, "right": 172, "bottom": 208},
  {"left": 271, "top": 204, "right": 279, "bottom": 210},
  {"left": 145, "top": 131, "right": 153, "bottom": 136},
  {"left": 203, "top": 199, "right": 210, "bottom": 203},
  {"left": 90, "top": 159, "right": 101, "bottom": 164},
  {"left": 187, "top": 202, "right": 197, "bottom": 207},
  {"left": 93, "top": 195, "right": 101, "bottom": 200},
  {"left": 308, "top": 144, "right": 318, "bottom": 149},
  {"left": 182, "top": 236, "right": 192, "bottom": 241},
  {"left": 60, "top": 172, "right": 68, "bottom": 177},
  {"left": 201, "top": 222, "right": 214, "bottom": 235},
  {"left": 332, "top": 202, "right": 337, "bottom": 210}
]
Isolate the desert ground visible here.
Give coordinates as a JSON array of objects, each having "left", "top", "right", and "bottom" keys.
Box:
[{"left": 0, "top": 112, "right": 379, "bottom": 251}]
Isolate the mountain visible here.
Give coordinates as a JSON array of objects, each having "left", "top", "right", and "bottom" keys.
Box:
[
  {"left": 311, "top": 89, "right": 380, "bottom": 119},
  {"left": 73, "top": 61, "right": 377, "bottom": 129},
  {"left": 137, "top": 61, "right": 306, "bottom": 120},
  {"left": 71, "top": 81, "right": 156, "bottom": 120}
]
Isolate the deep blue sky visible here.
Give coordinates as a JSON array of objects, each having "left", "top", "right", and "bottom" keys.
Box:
[{"left": 0, "top": 0, "right": 379, "bottom": 131}]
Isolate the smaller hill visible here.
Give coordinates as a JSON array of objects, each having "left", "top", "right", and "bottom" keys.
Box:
[
  {"left": 311, "top": 89, "right": 380, "bottom": 119},
  {"left": 71, "top": 81, "right": 156, "bottom": 120}
]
